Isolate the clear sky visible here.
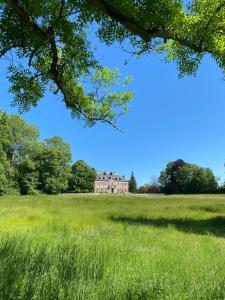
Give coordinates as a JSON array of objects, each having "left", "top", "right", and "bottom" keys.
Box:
[{"left": 0, "top": 35, "right": 225, "bottom": 186}]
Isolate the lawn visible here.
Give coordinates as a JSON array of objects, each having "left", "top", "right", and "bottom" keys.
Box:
[{"left": 1, "top": 194, "right": 225, "bottom": 299}]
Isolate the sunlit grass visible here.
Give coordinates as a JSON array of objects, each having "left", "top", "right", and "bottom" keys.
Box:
[{"left": 1, "top": 194, "right": 225, "bottom": 299}]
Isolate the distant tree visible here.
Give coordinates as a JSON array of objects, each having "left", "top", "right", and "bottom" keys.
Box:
[
  {"left": 137, "top": 177, "right": 162, "bottom": 194},
  {"left": 0, "top": 146, "right": 18, "bottom": 195},
  {"left": 0, "top": 110, "right": 73, "bottom": 195},
  {"left": 216, "top": 182, "right": 225, "bottom": 194},
  {"left": 159, "top": 159, "right": 186, "bottom": 194},
  {"left": 137, "top": 184, "right": 149, "bottom": 194},
  {"left": 159, "top": 160, "right": 218, "bottom": 194},
  {"left": 0, "top": 110, "right": 39, "bottom": 163},
  {"left": 68, "top": 160, "right": 96, "bottom": 193},
  {"left": 17, "top": 137, "right": 72, "bottom": 195},
  {"left": 148, "top": 176, "right": 162, "bottom": 193},
  {"left": 36, "top": 137, "right": 72, "bottom": 194},
  {"left": 176, "top": 165, "right": 218, "bottom": 194},
  {"left": 129, "top": 171, "right": 137, "bottom": 193},
  {"left": 0, "top": 110, "right": 39, "bottom": 194},
  {"left": 17, "top": 156, "right": 39, "bottom": 195}
]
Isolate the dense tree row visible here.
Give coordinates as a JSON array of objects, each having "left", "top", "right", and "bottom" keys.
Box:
[
  {"left": 0, "top": 110, "right": 96, "bottom": 195},
  {"left": 159, "top": 159, "right": 218, "bottom": 194},
  {"left": 0, "top": 111, "right": 222, "bottom": 196},
  {"left": 137, "top": 160, "right": 219, "bottom": 195},
  {"left": 137, "top": 182, "right": 162, "bottom": 194}
]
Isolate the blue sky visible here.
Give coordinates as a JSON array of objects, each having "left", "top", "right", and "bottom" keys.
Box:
[{"left": 0, "top": 36, "right": 225, "bottom": 186}]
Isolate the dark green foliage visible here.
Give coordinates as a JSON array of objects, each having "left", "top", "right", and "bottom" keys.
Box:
[
  {"left": 68, "top": 160, "right": 96, "bottom": 193},
  {"left": 159, "top": 159, "right": 218, "bottom": 194},
  {"left": 0, "top": 110, "right": 72, "bottom": 195},
  {"left": 17, "top": 157, "right": 39, "bottom": 195},
  {"left": 160, "top": 159, "right": 186, "bottom": 194},
  {"left": 137, "top": 176, "right": 162, "bottom": 194},
  {"left": 129, "top": 171, "right": 137, "bottom": 193},
  {"left": 0, "top": 110, "right": 39, "bottom": 162},
  {"left": 0, "top": 110, "right": 39, "bottom": 195},
  {"left": 137, "top": 183, "right": 162, "bottom": 194},
  {"left": 0, "top": 148, "right": 14, "bottom": 195},
  {"left": 137, "top": 185, "right": 149, "bottom": 194},
  {"left": 36, "top": 138, "right": 72, "bottom": 194}
]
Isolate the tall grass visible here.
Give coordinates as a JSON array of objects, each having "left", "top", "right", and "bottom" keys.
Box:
[{"left": 0, "top": 194, "right": 225, "bottom": 299}]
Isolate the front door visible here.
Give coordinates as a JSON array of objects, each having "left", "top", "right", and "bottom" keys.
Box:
[{"left": 111, "top": 188, "right": 114, "bottom": 193}]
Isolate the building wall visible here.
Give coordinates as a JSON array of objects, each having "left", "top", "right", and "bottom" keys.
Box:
[{"left": 94, "top": 180, "right": 129, "bottom": 194}]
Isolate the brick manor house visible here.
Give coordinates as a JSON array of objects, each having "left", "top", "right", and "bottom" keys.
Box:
[{"left": 94, "top": 171, "right": 129, "bottom": 194}]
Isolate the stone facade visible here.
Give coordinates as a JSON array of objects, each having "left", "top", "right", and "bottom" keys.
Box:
[{"left": 94, "top": 171, "right": 129, "bottom": 194}]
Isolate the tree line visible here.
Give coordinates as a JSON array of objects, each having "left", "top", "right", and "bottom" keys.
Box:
[
  {"left": 0, "top": 110, "right": 96, "bottom": 195},
  {"left": 137, "top": 159, "right": 220, "bottom": 195},
  {"left": 0, "top": 110, "right": 223, "bottom": 196}
]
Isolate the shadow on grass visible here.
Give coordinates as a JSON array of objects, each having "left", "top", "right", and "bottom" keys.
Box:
[
  {"left": 189, "top": 205, "right": 225, "bottom": 213},
  {"left": 110, "top": 215, "right": 225, "bottom": 237}
]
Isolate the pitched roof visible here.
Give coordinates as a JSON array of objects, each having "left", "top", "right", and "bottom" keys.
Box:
[{"left": 96, "top": 171, "right": 127, "bottom": 181}]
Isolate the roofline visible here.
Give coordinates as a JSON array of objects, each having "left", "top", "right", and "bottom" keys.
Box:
[{"left": 95, "top": 179, "right": 128, "bottom": 182}]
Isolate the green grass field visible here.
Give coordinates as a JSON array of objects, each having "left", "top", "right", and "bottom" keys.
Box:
[{"left": 1, "top": 194, "right": 225, "bottom": 299}]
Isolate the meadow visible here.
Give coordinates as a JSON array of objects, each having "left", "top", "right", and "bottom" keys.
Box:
[{"left": 1, "top": 194, "right": 225, "bottom": 299}]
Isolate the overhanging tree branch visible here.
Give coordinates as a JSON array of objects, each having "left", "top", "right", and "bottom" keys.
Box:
[
  {"left": 7, "top": 0, "right": 49, "bottom": 41},
  {"left": 86, "top": 0, "right": 159, "bottom": 42},
  {"left": 6, "top": 0, "right": 120, "bottom": 126},
  {"left": 0, "top": 45, "right": 13, "bottom": 58},
  {"left": 86, "top": 0, "right": 213, "bottom": 53}
]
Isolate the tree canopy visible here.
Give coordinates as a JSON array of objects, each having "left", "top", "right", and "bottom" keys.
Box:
[
  {"left": 129, "top": 171, "right": 137, "bottom": 193},
  {"left": 159, "top": 159, "right": 218, "bottom": 194},
  {"left": 0, "top": 110, "right": 40, "bottom": 194},
  {"left": 68, "top": 160, "right": 97, "bottom": 193},
  {"left": 34, "top": 137, "right": 72, "bottom": 194},
  {"left": 0, "top": 109, "right": 72, "bottom": 195},
  {"left": 1, "top": 1, "right": 224, "bottom": 127}
]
